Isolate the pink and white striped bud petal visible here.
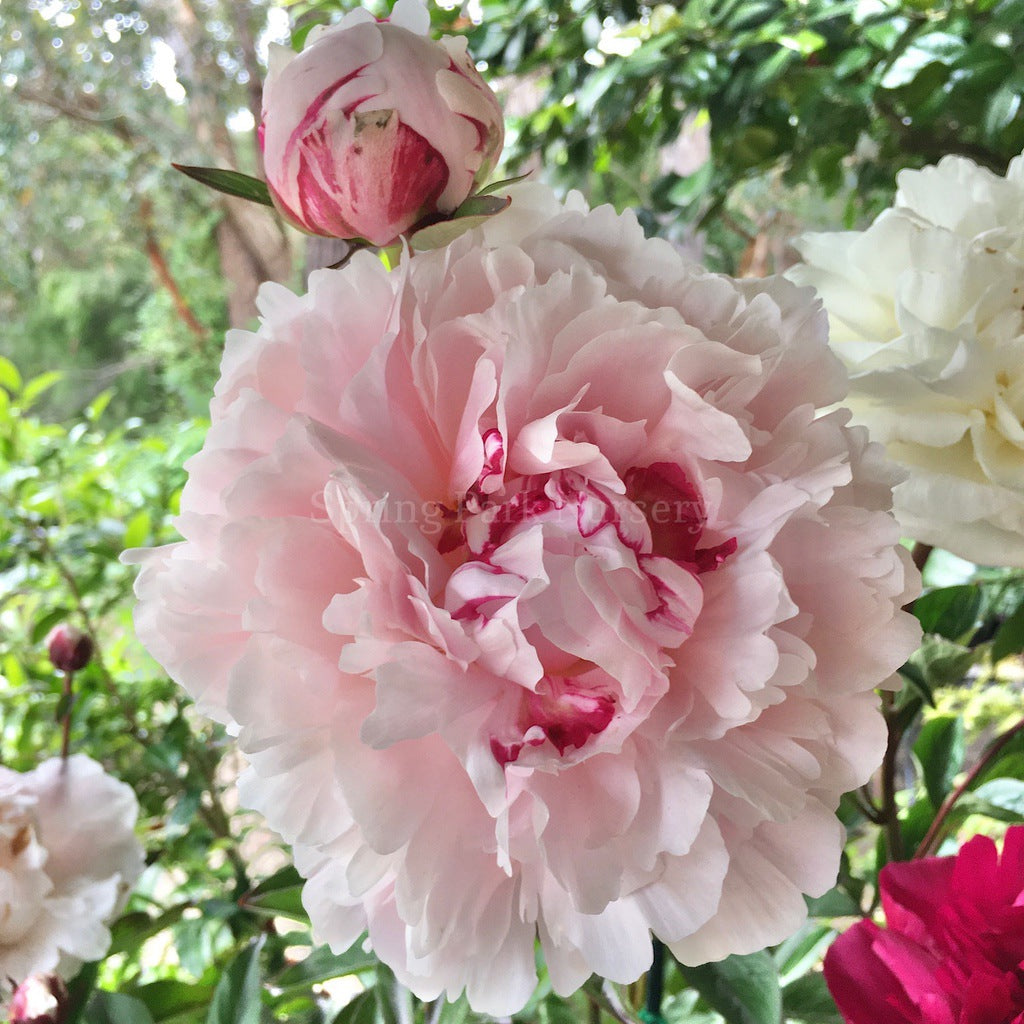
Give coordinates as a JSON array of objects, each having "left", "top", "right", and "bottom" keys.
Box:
[
  {"left": 8, "top": 974, "right": 68, "bottom": 1024},
  {"left": 261, "top": 0, "right": 504, "bottom": 246}
]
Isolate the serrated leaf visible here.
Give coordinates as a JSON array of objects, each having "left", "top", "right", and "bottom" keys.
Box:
[
  {"left": 85, "top": 992, "right": 156, "bottom": 1024},
  {"left": 913, "top": 585, "right": 982, "bottom": 640},
  {"left": 678, "top": 950, "right": 782, "bottom": 1024},
  {"left": 206, "top": 936, "right": 264, "bottom": 1024},
  {"left": 173, "top": 165, "right": 274, "bottom": 207},
  {"left": 913, "top": 714, "right": 965, "bottom": 808}
]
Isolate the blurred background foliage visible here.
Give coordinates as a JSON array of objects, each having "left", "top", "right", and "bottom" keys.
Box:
[{"left": 3, "top": 0, "right": 1024, "bottom": 1022}]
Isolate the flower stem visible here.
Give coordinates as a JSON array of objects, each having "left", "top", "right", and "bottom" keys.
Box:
[
  {"left": 880, "top": 690, "right": 905, "bottom": 861},
  {"left": 915, "top": 716, "right": 1024, "bottom": 858},
  {"left": 640, "top": 940, "right": 666, "bottom": 1024},
  {"left": 60, "top": 669, "right": 75, "bottom": 760}
]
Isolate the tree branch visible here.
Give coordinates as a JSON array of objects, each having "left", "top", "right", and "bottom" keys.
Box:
[{"left": 139, "top": 197, "right": 209, "bottom": 344}]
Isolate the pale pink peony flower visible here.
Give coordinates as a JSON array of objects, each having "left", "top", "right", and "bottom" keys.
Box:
[
  {"left": 127, "top": 183, "right": 921, "bottom": 1013},
  {"left": 0, "top": 756, "right": 144, "bottom": 990},
  {"left": 260, "top": 0, "right": 504, "bottom": 246}
]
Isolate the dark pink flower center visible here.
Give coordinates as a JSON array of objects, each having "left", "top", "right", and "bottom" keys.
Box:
[
  {"left": 437, "top": 435, "right": 735, "bottom": 768},
  {"left": 490, "top": 678, "right": 617, "bottom": 766}
]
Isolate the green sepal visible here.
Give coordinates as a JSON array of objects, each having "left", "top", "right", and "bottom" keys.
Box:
[{"left": 172, "top": 165, "right": 274, "bottom": 207}]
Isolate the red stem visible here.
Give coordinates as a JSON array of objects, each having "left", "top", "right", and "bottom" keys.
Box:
[{"left": 915, "top": 717, "right": 1024, "bottom": 858}]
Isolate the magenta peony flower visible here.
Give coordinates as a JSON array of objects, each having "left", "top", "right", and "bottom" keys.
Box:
[
  {"left": 260, "top": 0, "right": 504, "bottom": 246},
  {"left": 825, "top": 828, "right": 1024, "bottom": 1024},
  {"left": 127, "top": 183, "right": 920, "bottom": 1013}
]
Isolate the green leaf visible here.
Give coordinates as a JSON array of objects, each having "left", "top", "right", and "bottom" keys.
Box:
[
  {"left": 172, "top": 165, "right": 274, "bottom": 207},
  {"left": 972, "top": 777, "right": 1024, "bottom": 819},
  {"left": 123, "top": 511, "right": 152, "bottom": 550},
  {"left": 454, "top": 193, "right": 512, "bottom": 218},
  {"left": 331, "top": 990, "right": 379, "bottom": 1024},
  {"left": 30, "top": 606, "right": 74, "bottom": 645},
  {"left": 0, "top": 355, "right": 23, "bottom": 394},
  {"left": 274, "top": 941, "right": 378, "bottom": 990},
  {"left": 993, "top": 601, "right": 1024, "bottom": 662},
  {"left": 130, "top": 979, "right": 217, "bottom": 1024},
  {"left": 908, "top": 635, "right": 976, "bottom": 690},
  {"left": 20, "top": 370, "right": 63, "bottom": 408},
  {"left": 897, "top": 794, "right": 940, "bottom": 862},
  {"left": 410, "top": 195, "right": 512, "bottom": 251},
  {"left": 777, "top": 29, "right": 826, "bottom": 56},
  {"left": 913, "top": 714, "right": 965, "bottom": 808},
  {"left": 975, "top": 747, "right": 1024, "bottom": 789},
  {"left": 66, "top": 962, "right": 101, "bottom": 1024},
  {"left": 86, "top": 391, "right": 113, "bottom": 422},
  {"left": 206, "top": 936, "right": 265, "bottom": 1024},
  {"left": 774, "top": 924, "right": 835, "bottom": 984},
  {"left": 913, "top": 585, "right": 982, "bottom": 640},
  {"left": 984, "top": 85, "right": 1021, "bottom": 137},
  {"left": 678, "top": 950, "right": 782, "bottom": 1024},
  {"left": 85, "top": 992, "right": 156, "bottom": 1024},
  {"left": 781, "top": 973, "right": 842, "bottom": 1024},
  {"left": 477, "top": 172, "right": 532, "bottom": 195},
  {"left": 109, "top": 903, "right": 193, "bottom": 957},
  {"left": 240, "top": 865, "right": 309, "bottom": 922},
  {"left": 896, "top": 662, "right": 934, "bottom": 707},
  {"left": 804, "top": 887, "right": 860, "bottom": 919}
]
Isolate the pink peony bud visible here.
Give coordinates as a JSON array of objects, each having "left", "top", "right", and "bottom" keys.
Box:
[
  {"left": 260, "top": 0, "right": 504, "bottom": 246},
  {"left": 44, "top": 625, "right": 92, "bottom": 673},
  {"left": 8, "top": 974, "right": 69, "bottom": 1024}
]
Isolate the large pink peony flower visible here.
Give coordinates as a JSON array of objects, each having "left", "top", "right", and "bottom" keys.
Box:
[
  {"left": 0, "top": 756, "right": 144, "bottom": 990},
  {"left": 128, "top": 184, "right": 920, "bottom": 1013},
  {"left": 824, "top": 828, "right": 1024, "bottom": 1024}
]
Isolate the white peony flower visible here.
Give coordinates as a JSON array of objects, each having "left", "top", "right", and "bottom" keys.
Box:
[
  {"left": 789, "top": 151, "right": 1024, "bottom": 566},
  {"left": 0, "top": 755, "right": 144, "bottom": 989},
  {"left": 128, "top": 183, "right": 919, "bottom": 1013}
]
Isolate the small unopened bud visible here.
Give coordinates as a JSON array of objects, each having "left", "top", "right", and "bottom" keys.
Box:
[
  {"left": 45, "top": 625, "right": 93, "bottom": 673},
  {"left": 8, "top": 974, "right": 69, "bottom": 1024}
]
